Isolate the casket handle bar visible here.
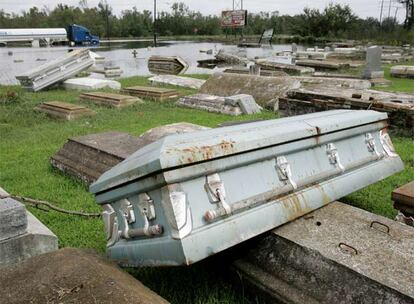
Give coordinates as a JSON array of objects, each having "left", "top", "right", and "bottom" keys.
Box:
[
  {"left": 204, "top": 154, "right": 383, "bottom": 222},
  {"left": 119, "top": 197, "right": 163, "bottom": 240},
  {"left": 276, "top": 156, "right": 297, "bottom": 190},
  {"left": 365, "top": 133, "right": 381, "bottom": 158},
  {"left": 205, "top": 174, "right": 232, "bottom": 222},
  {"left": 326, "top": 143, "right": 345, "bottom": 173}
]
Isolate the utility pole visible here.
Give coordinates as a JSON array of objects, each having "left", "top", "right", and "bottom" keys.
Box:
[
  {"left": 380, "top": 0, "right": 385, "bottom": 23},
  {"left": 388, "top": 0, "right": 393, "bottom": 18},
  {"left": 153, "top": 0, "right": 157, "bottom": 47}
]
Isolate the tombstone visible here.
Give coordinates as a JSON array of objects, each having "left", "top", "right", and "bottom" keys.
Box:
[
  {"left": 249, "top": 64, "right": 261, "bottom": 75},
  {"left": 121, "top": 86, "right": 179, "bottom": 101},
  {"left": 362, "top": 46, "right": 384, "bottom": 79},
  {"left": 0, "top": 190, "right": 58, "bottom": 267},
  {"left": 79, "top": 92, "right": 142, "bottom": 108},
  {"left": 324, "top": 46, "right": 331, "bottom": 52},
  {"left": 34, "top": 101, "right": 96, "bottom": 120},
  {"left": 291, "top": 43, "right": 298, "bottom": 53},
  {"left": 51, "top": 124, "right": 208, "bottom": 184}
]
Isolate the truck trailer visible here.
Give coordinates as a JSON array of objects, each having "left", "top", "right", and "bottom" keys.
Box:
[{"left": 0, "top": 25, "right": 99, "bottom": 47}]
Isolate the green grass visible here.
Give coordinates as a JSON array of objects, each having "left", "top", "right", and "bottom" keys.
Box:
[
  {"left": 380, "top": 61, "right": 414, "bottom": 93},
  {"left": 0, "top": 73, "right": 413, "bottom": 303}
]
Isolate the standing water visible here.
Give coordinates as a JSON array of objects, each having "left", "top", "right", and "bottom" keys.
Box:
[{"left": 0, "top": 40, "right": 302, "bottom": 85}]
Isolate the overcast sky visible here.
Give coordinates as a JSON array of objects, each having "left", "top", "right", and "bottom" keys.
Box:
[{"left": 0, "top": 0, "right": 407, "bottom": 21}]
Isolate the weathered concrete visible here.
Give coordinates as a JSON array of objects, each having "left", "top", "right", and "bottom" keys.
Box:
[
  {"left": 0, "top": 198, "right": 27, "bottom": 242},
  {"left": 292, "top": 76, "right": 372, "bottom": 90},
  {"left": 34, "top": 101, "right": 96, "bottom": 120},
  {"left": 224, "top": 94, "right": 261, "bottom": 114},
  {"left": 279, "top": 87, "right": 414, "bottom": 131},
  {"left": 199, "top": 73, "right": 301, "bottom": 106},
  {"left": 223, "top": 67, "right": 288, "bottom": 77},
  {"left": 51, "top": 123, "right": 208, "bottom": 184},
  {"left": 363, "top": 46, "right": 384, "bottom": 79},
  {"left": 295, "top": 51, "right": 327, "bottom": 60},
  {"left": 215, "top": 49, "right": 250, "bottom": 65},
  {"left": 149, "top": 75, "right": 206, "bottom": 89},
  {"left": 148, "top": 55, "right": 188, "bottom": 75},
  {"left": 63, "top": 77, "right": 121, "bottom": 90},
  {"left": 122, "top": 86, "right": 179, "bottom": 101},
  {"left": 0, "top": 209, "right": 58, "bottom": 267},
  {"left": 0, "top": 248, "right": 169, "bottom": 304},
  {"left": 177, "top": 94, "right": 243, "bottom": 115},
  {"left": 79, "top": 92, "right": 142, "bottom": 108},
  {"left": 233, "top": 201, "right": 414, "bottom": 304},
  {"left": 295, "top": 59, "right": 350, "bottom": 70},
  {"left": 390, "top": 65, "right": 414, "bottom": 78},
  {"left": 255, "top": 60, "right": 315, "bottom": 75}
]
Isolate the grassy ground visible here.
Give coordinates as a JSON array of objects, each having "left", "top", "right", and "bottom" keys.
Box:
[{"left": 0, "top": 71, "right": 413, "bottom": 303}]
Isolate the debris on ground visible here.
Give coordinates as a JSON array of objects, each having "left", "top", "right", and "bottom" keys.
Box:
[
  {"left": 176, "top": 93, "right": 261, "bottom": 115},
  {"left": 199, "top": 73, "right": 301, "bottom": 106},
  {"left": 16, "top": 49, "right": 94, "bottom": 92},
  {"left": 255, "top": 59, "right": 315, "bottom": 75},
  {"left": 0, "top": 248, "right": 169, "bottom": 304},
  {"left": 149, "top": 74, "right": 206, "bottom": 89}
]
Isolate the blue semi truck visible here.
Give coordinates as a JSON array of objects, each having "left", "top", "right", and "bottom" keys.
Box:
[{"left": 67, "top": 24, "right": 99, "bottom": 46}]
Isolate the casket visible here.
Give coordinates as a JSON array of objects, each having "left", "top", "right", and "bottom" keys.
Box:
[{"left": 90, "top": 110, "right": 404, "bottom": 266}]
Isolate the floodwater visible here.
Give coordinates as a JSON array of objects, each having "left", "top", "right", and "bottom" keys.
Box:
[{"left": 0, "top": 40, "right": 303, "bottom": 85}]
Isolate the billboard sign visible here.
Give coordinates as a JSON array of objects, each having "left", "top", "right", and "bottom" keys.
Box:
[{"left": 221, "top": 10, "right": 248, "bottom": 28}]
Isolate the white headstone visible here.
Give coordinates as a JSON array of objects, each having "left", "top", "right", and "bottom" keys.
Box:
[{"left": 363, "top": 46, "right": 384, "bottom": 79}]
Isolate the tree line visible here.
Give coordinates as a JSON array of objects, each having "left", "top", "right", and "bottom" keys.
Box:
[{"left": 0, "top": 1, "right": 413, "bottom": 43}]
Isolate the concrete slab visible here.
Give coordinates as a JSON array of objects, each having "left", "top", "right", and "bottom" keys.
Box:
[
  {"left": 51, "top": 123, "right": 208, "bottom": 184},
  {"left": 0, "top": 248, "right": 169, "bottom": 304},
  {"left": 255, "top": 60, "right": 315, "bottom": 75},
  {"left": 177, "top": 94, "right": 243, "bottom": 115},
  {"left": 79, "top": 92, "right": 142, "bottom": 108},
  {"left": 34, "top": 101, "right": 96, "bottom": 120},
  {"left": 233, "top": 202, "right": 414, "bottom": 304},
  {"left": 0, "top": 210, "right": 58, "bottom": 267},
  {"left": 149, "top": 75, "right": 206, "bottom": 89},
  {"left": 121, "top": 85, "right": 179, "bottom": 101},
  {"left": 0, "top": 198, "right": 27, "bottom": 242},
  {"left": 199, "top": 73, "right": 301, "bottom": 106},
  {"left": 224, "top": 94, "right": 261, "bottom": 114},
  {"left": 63, "top": 78, "right": 121, "bottom": 90},
  {"left": 390, "top": 65, "right": 414, "bottom": 78}
]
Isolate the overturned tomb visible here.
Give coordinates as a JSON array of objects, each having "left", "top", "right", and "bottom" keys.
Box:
[
  {"left": 90, "top": 110, "right": 403, "bottom": 266},
  {"left": 176, "top": 94, "right": 261, "bottom": 115},
  {"left": 51, "top": 123, "right": 208, "bottom": 184}
]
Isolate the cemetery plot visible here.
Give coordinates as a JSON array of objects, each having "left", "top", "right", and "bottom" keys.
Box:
[
  {"left": 34, "top": 101, "right": 96, "bottom": 120},
  {"left": 121, "top": 85, "right": 179, "bottom": 101},
  {"left": 79, "top": 92, "right": 142, "bottom": 108}
]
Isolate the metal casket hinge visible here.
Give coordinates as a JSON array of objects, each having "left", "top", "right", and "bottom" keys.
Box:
[
  {"left": 326, "top": 143, "right": 345, "bottom": 172},
  {"left": 275, "top": 156, "right": 298, "bottom": 190}
]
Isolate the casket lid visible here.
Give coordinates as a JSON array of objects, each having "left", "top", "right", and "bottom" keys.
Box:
[{"left": 90, "top": 110, "right": 387, "bottom": 194}]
